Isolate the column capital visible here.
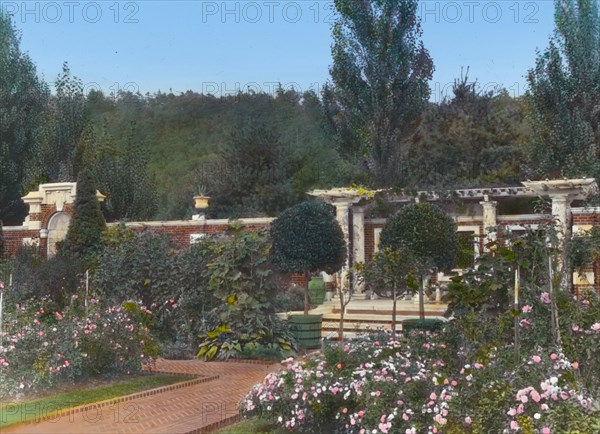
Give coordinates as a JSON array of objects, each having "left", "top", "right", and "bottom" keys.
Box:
[{"left": 479, "top": 200, "right": 498, "bottom": 208}]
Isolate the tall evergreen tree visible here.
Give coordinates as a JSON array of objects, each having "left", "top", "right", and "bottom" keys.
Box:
[
  {"left": 0, "top": 11, "right": 49, "bottom": 224},
  {"left": 527, "top": 0, "right": 600, "bottom": 179},
  {"left": 62, "top": 168, "right": 106, "bottom": 259},
  {"left": 324, "top": 0, "right": 433, "bottom": 187}
]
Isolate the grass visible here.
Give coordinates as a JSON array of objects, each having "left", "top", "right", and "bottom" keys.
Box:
[
  {"left": 0, "top": 373, "right": 193, "bottom": 428},
  {"left": 217, "top": 418, "right": 310, "bottom": 434},
  {"left": 217, "top": 418, "right": 280, "bottom": 434}
]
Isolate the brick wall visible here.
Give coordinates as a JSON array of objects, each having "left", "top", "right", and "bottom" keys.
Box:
[{"left": 3, "top": 227, "right": 39, "bottom": 257}]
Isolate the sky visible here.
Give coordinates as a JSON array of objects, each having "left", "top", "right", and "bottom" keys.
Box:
[{"left": 3, "top": 1, "right": 557, "bottom": 101}]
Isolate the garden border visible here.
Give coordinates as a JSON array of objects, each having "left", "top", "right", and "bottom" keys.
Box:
[{"left": 5, "top": 374, "right": 218, "bottom": 428}]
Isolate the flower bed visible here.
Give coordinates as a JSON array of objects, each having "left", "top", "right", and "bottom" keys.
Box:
[
  {"left": 242, "top": 327, "right": 600, "bottom": 433},
  {"left": 0, "top": 296, "right": 157, "bottom": 399}
]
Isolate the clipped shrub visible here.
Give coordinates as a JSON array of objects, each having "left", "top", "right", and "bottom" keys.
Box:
[{"left": 271, "top": 200, "right": 346, "bottom": 313}]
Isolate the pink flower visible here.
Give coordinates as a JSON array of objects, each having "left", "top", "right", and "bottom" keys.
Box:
[
  {"left": 531, "top": 390, "right": 541, "bottom": 402},
  {"left": 590, "top": 323, "right": 600, "bottom": 332},
  {"left": 474, "top": 362, "right": 484, "bottom": 369},
  {"left": 510, "top": 420, "right": 520, "bottom": 430},
  {"left": 540, "top": 292, "right": 551, "bottom": 304},
  {"left": 542, "top": 428, "right": 551, "bottom": 434},
  {"left": 572, "top": 361, "right": 579, "bottom": 369},
  {"left": 522, "top": 304, "right": 533, "bottom": 313},
  {"left": 38, "top": 330, "right": 44, "bottom": 336},
  {"left": 465, "top": 416, "right": 472, "bottom": 425},
  {"left": 550, "top": 353, "right": 558, "bottom": 361},
  {"left": 532, "top": 355, "right": 542, "bottom": 364}
]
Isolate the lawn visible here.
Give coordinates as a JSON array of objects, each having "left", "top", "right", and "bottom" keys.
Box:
[{"left": 0, "top": 373, "right": 192, "bottom": 428}]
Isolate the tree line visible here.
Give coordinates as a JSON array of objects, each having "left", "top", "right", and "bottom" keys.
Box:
[{"left": 1, "top": 0, "right": 597, "bottom": 226}]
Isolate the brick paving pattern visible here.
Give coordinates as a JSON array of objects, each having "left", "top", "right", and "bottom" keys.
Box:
[{"left": 4, "top": 358, "right": 279, "bottom": 434}]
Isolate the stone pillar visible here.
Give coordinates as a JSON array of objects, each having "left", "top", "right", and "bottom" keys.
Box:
[
  {"left": 479, "top": 199, "right": 498, "bottom": 252},
  {"left": 550, "top": 194, "right": 572, "bottom": 290},
  {"left": 550, "top": 194, "right": 570, "bottom": 243},
  {"left": 352, "top": 206, "right": 366, "bottom": 292},
  {"left": 333, "top": 201, "right": 352, "bottom": 291}
]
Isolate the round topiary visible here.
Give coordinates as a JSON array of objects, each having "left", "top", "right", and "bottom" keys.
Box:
[
  {"left": 270, "top": 200, "right": 346, "bottom": 275},
  {"left": 380, "top": 203, "right": 457, "bottom": 271}
]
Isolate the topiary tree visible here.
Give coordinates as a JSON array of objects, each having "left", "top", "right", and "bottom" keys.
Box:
[
  {"left": 62, "top": 168, "right": 106, "bottom": 261},
  {"left": 380, "top": 203, "right": 457, "bottom": 320},
  {"left": 271, "top": 200, "right": 346, "bottom": 315}
]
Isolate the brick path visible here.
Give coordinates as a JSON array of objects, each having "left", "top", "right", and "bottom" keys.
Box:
[{"left": 4, "top": 358, "right": 279, "bottom": 434}]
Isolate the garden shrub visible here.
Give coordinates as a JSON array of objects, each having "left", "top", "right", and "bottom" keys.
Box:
[
  {"left": 10, "top": 247, "right": 85, "bottom": 308},
  {"left": 0, "top": 295, "right": 156, "bottom": 399},
  {"left": 197, "top": 225, "right": 295, "bottom": 360},
  {"left": 94, "top": 230, "right": 218, "bottom": 352},
  {"left": 272, "top": 285, "right": 306, "bottom": 312},
  {"left": 243, "top": 227, "right": 600, "bottom": 433}
]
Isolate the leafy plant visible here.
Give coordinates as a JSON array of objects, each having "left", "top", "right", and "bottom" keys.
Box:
[{"left": 270, "top": 200, "right": 346, "bottom": 314}]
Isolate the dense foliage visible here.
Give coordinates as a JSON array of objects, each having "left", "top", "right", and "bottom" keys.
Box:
[
  {"left": 197, "top": 225, "right": 295, "bottom": 361},
  {"left": 380, "top": 203, "right": 457, "bottom": 271},
  {"left": 62, "top": 169, "right": 106, "bottom": 260},
  {"left": 0, "top": 10, "right": 49, "bottom": 225},
  {"left": 271, "top": 201, "right": 346, "bottom": 276},
  {"left": 0, "top": 293, "right": 157, "bottom": 399},
  {"left": 325, "top": 0, "right": 433, "bottom": 187},
  {"left": 527, "top": 0, "right": 600, "bottom": 182}
]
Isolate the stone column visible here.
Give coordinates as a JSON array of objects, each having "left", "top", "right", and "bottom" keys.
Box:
[
  {"left": 550, "top": 194, "right": 572, "bottom": 290},
  {"left": 479, "top": 199, "right": 498, "bottom": 252},
  {"left": 550, "top": 194, "right": 570, "bottom": 244},
  {"left": 352, "top": 206, "right": 366, "bottom": 292},
  {"left": 333, "top": 201, "right": 352, "bottom": 291}
]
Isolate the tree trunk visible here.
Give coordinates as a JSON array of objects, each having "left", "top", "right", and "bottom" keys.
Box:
[
  {"left": 419, "top": 275, "right": 426, "bottom": 321},
  {"left": 392, "top": 283, "right": 397, "bottom": 336},
  {"left": 304, "top": 271, "right": 310, "bottom": 315}
]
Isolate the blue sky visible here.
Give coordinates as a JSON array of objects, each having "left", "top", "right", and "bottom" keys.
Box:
[{"left": 4, "top": 1, "right": 556, "bottom": 100}]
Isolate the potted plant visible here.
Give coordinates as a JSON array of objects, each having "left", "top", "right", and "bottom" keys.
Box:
[
  {"left": 193, "top": 185, "right": 211, "bottom": 209},
  {"left": 271, "top": 201, "right": 346, "bottom": 349}
]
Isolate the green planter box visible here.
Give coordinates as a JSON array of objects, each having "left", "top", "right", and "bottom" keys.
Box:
[
  {"left": 289, "top": 314, "right": 323, "bottom": 349},
  {"left": 402, "top": 318, "right": 445, "bottom": 334},
  {"left": 308, "top": 277, "right": 325, "bottom": 305}
]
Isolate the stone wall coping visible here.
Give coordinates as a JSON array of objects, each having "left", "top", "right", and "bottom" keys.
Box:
[
  {"left": 3, "top": 226, "right": 29, "bottom": 231},
  {"left": 497, "top": 214, "right": 553, "bottom": 222},
  {"left": 108, "top": 217, "right": 274, "bottom": 228},
  {"left": 572, "top": 207, "right": 600, "bottom": 214}
]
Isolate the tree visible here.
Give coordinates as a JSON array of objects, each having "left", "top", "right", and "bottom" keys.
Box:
[
  {"left": 35, "top": 62, "right": 87, "bottom": 182},
  {"left": 62, "top": 168, "right": 106, "bottom": 260},
  {"left": 271, "top": 200, "right": 346, "bottom": 314},
  {"left": 0, "top": 11, "right": 49, "bottom": 224},
  {"left": 526, "top": 0, "right": 600, "bottom": 180},
  {"left": 324, "top": 0, "right": 433, "bottom": 187},
  {"left": 358, "top": 247, "right": 419, "bottom": 335},
  {"left": 410, "top": 71, "right": 527, "bottom": 188},
  {"left": 380, "top": 203, "right": 457, "bottom": 320}
]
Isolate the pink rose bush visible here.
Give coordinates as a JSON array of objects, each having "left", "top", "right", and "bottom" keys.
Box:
[
  {"left": 242, "top": 281, "right": 600, "bottom": 433},
  {"left": 0, "top": 296, "right": 157, "bottom": 399}
]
